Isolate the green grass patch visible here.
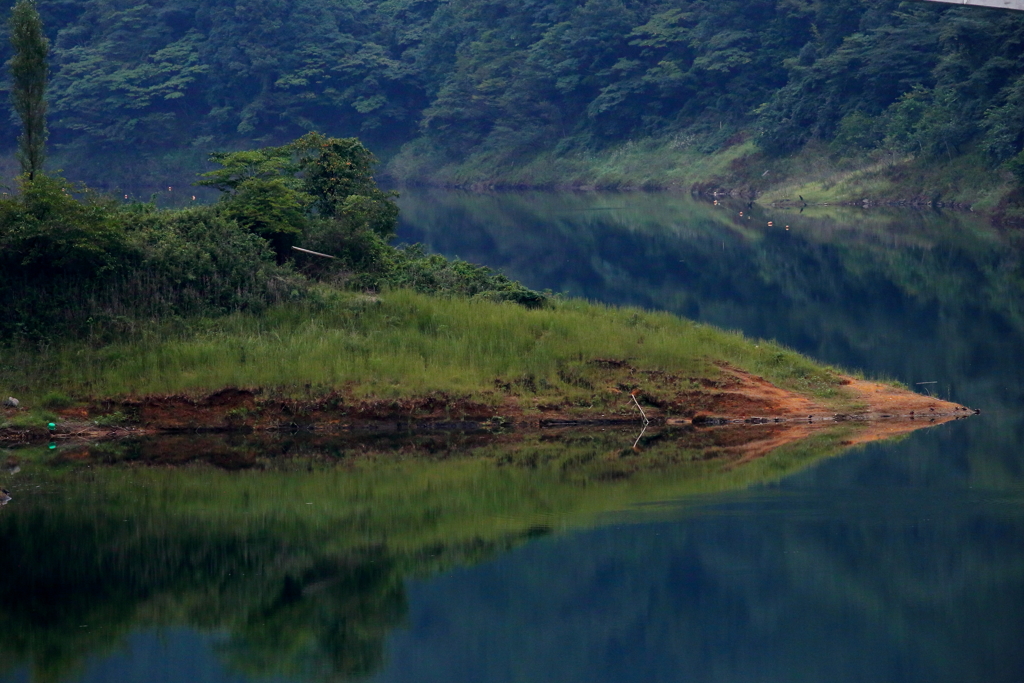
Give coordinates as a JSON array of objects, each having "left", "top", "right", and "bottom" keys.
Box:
[
  {"left": 0, "top": 407, "right": 57, "bottom": 429},
  {"left": 0, "top": 288, "right": 854, "bottom": 409},
  {"left": 39, "top": 391, "right": 74, "bottom": 410}
]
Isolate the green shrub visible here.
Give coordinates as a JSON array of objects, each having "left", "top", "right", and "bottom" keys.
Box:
[
  {"left": 93, "top": 411, "right": 128, "bottom": 427},
  {"left": 0, "top": 174, "right": 129, "bottom": 278},
  {"left": 128, "top": 205, "right": 298, "bottom": 317},
  {"left": 40, "top": 391, "right": 73, "bottom": 409},
  {"left": 217, "top": 178, "right": 308, "bottom": 263},
  {"left": 0, "top": 177, "right": 303, "bottom": 342},
  {"left": 383, "top": 247, "right": 548, "bottom": 308},
  {"left": 1006, "top": 151, "right": 1024, "bottom": 187},
  {"left": 298, "top": 216, "right": 397, "bottom": 281},
  {"left": 828, "top": 111, "right": 883, "bottom": 157}
]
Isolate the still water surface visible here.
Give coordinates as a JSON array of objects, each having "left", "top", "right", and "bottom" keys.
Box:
[{"left": 2, "top": 191, "right": 1023, "bottom": 682}]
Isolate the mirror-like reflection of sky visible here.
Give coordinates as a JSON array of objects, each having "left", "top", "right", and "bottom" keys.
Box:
[{"left": 3, "top": 191, "right": 1023, "bottom": 683}]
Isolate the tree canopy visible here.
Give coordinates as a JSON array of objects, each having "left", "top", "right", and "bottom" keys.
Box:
[
  {"left": 8, "top": 0, "right": 48, "bottom": 178},
  {"left": 0, "top": 0, "right": 1022, "bottom": 179}
]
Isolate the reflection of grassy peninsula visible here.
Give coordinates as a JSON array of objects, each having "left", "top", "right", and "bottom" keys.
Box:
[{"left": 0, "top": 426, "right": 859, "bottom": 682}]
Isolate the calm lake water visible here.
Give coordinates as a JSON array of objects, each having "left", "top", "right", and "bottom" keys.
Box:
[{"left": 2, "top": 190, "right": 1023, "bottom": 683}]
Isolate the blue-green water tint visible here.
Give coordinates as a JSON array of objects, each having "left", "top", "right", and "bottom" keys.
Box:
[
  {"left": 375, "top": 431, "right": 1024, "bottom": 683},
  {"left": 2, "top": 191, "right": 1023, "bottom": 682}
]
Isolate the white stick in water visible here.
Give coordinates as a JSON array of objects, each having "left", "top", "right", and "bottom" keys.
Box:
[{"left": 630, "top": 389, "right": 649, "bottom": 425}]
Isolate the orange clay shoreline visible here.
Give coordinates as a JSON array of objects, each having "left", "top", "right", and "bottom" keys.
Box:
[{"left": 0, "top": 365, "right": 975, "bottom": 448}]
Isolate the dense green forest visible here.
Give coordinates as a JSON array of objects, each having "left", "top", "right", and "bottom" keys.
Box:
[
  {"left": 1, "top": 0, "right": 1023, "bottom": 202},
  {"left": 3, "top": 0, "right": 1024, "bottom": 343}
]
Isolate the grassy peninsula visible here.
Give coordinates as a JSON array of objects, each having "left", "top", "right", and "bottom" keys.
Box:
[
  {"left": 0, "top": 134, "right": 971, "bottom": 439},
  {"left": 2, "top": 288, "right": 851, "bottom": 422}
]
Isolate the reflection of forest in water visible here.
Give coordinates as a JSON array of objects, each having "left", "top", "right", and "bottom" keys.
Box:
[
  {"left": 0, "top": 426, "right": 859, "bottom": 682},
  {"left": 3, "top": 424, "right": 1022, "bottom": 683},
  {"left": 396, "top": 190, "right": 1024, "bottom": 409}
]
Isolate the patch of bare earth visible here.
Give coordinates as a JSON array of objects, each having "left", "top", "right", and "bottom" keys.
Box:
[
  {"left": 3, "top": 363, "right": 975, "bottom": 457},
  {"left": 670, "top": 366, "right": 974, "bottom": 454}
]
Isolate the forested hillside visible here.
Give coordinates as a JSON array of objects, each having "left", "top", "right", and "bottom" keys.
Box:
[{"left": 2, "top": 0, "right": 1024, "bottom": 203}]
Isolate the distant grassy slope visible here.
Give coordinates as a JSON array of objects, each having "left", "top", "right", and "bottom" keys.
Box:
[
  {"left": 387, "top": 136, "right": 760, "bottom": 191},
  {"left": 388, "top": 136, "right": 1020, "bottom": 214}
]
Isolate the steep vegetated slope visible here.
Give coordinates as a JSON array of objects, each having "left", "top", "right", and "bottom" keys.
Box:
[{"left": 1, "top": 0, "right": 1023, "bottom": 210}]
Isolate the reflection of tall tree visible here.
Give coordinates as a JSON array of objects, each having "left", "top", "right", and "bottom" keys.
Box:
[
  {"left": 0, "top": 507, "right": 411, "bottom": 683},
  {"left": 218, "top": 554, "right": 407, "bottom": 681}
]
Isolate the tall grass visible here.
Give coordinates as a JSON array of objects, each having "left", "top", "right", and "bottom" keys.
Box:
[{"left": 1, "top": 288, "right": 848, "bottom": 403}]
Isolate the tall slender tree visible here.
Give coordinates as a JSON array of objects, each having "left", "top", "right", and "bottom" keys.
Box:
[{"left": 9, "top": 0, "right": 48, "bottom": 180}]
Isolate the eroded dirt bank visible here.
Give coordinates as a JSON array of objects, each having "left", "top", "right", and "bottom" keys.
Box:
[{"left": 0, "top": 364, "right": 975, "bottom": 450}]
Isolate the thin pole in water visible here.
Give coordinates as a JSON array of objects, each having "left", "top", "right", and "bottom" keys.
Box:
[
  {"left": 633, "top": 422, "right": 648, "bottom": 450},
  {"left": 630, "top": 389, "right": 649, "bottom": 425}
]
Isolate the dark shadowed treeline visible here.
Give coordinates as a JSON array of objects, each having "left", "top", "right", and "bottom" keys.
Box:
[{"left": 1, "top": 0, "right": 1023, "bottom": 190}]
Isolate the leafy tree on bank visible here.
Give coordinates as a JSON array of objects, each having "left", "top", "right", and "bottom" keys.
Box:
[
  {"left": 196, "top": 144, "right": 310, "bottom": 262},
  {"left": 197, "top": 133, "right": 544, "bottom": 305},
  {"left": 198, "top": 132, "right": 398, "bottom": 263},
  {"left": 8, "top": 0, "right": 48, "bottom": 179}
]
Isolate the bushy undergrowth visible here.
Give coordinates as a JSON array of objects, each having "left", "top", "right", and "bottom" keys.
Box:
[
  {"left": 386, "top": 248, "right": 548, "bottom": 308},
  {"left": 0, "top": 135, "right": 547, "bottom": 344},
  {"left": 0, "top": 177, "right": 300, "bottom": 341}
]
